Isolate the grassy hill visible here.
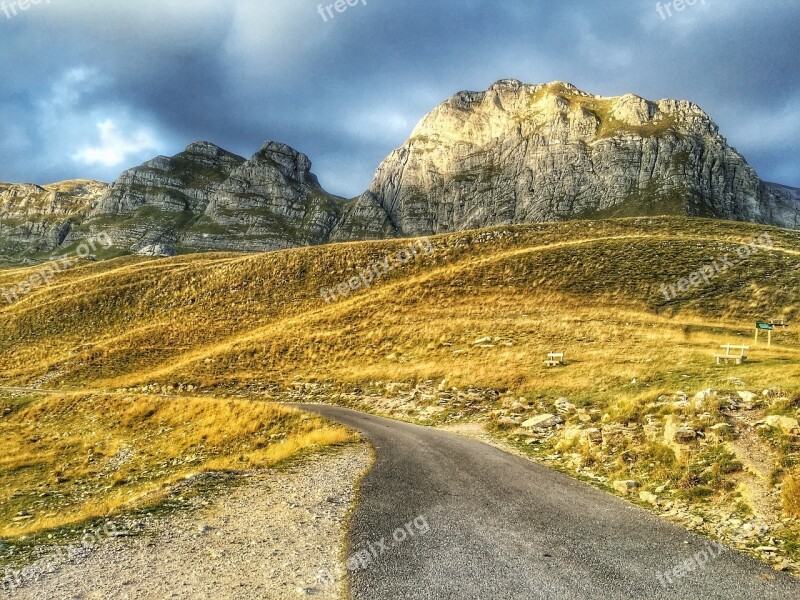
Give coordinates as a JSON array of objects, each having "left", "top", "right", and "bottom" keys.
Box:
[
  {"left": 1, "top": 216, "right": 799, "bottom": 569},
  {"left": 0, "top": 217, "right": 798, "bottom": 391}
]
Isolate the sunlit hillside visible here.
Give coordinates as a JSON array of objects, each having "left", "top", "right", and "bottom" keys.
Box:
[
  {"left": 0, "top": 217, "right": 798, "bottom": 396},
  {"left": 2, "top": 216, "right": 799, "bottom": 570}
]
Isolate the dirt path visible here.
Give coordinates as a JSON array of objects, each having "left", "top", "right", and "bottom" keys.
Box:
[{"left": 2, "top": 445, "right": 371, "bottom": 600}]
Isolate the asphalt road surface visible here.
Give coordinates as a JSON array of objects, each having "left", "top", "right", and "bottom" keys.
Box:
[{"left": 292, "top": 404, "right": 800, "bottom": 600}]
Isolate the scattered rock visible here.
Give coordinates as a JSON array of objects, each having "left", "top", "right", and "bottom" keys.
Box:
[
  {"left": 521, "top": 414, "right": 563, "bottom": 429},
  {"left": 693, "top": 389, "right": 717, "bottom": 409},
  {"left": 613, "top": 480, "right": 641, "bottom": 495},
  {"left": 764, "top": 415, "right": 800, "bottom": 434},
  {"left": 639, "top": 491, "right": 659, "bottom": 505},
  {"left": 554, "top": 398, "right": 576, "bottom": 414}
]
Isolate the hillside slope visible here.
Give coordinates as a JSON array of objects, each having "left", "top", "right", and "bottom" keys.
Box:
[
  {"left": 1, "top": 216, "right": 799, "bottom": 572},
  {"left": 1, "top": 217, "right": 798, "bottom": 391}
]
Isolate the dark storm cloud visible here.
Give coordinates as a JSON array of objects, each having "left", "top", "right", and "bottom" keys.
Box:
[{"left": 0, "top": 0, "right": 797, "bottom": 196}]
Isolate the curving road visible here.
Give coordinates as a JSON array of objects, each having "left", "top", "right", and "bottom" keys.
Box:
[{"left": 292, "top": 404, "right": 800, "bottom": 600}]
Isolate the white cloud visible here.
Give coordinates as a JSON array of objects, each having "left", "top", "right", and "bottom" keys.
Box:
[
  {"left": 73, "top": 119, "right": 160, "bottom": 167},
  {"left": 28, "top": 66, "right": 168, "bottom": 181}
]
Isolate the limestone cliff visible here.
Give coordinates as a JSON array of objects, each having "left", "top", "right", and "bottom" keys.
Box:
[
  {"left": 331, "top": 80, "right": 799, "bottom": 239},
  {"left": 1, "top": 80, "right": 798, "bottom": 262}
]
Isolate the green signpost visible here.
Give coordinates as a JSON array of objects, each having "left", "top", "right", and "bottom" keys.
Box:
[{"left": 755, "top": 322, "right": 775, "bottom": 347}]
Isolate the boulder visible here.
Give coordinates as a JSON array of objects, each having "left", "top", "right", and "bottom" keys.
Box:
[
  {"left": 639, "top": 491, "right": 659, "bottom": 506},
  {"left": 764, "top": 415, "right": 800, "bottom": 434},
  {"left": 135, "top": 244, "right": 177, "bottom": 257},
  {"left": 673, "top": 428, "right": 697, "bottom": 443}
]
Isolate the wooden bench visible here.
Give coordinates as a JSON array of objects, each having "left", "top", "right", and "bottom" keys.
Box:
[
  {"left": 544, "top": 352, "right": 565, "bottom": 367},
  {"left": 714, "top": 344, "right": 749, "bottom": 365}
]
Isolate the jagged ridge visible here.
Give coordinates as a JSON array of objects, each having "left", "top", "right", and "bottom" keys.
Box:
[{"left": 1, "top": 80, "right": 798, "bottom": 260}]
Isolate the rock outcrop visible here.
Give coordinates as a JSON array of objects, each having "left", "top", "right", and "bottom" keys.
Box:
[
  {"left": 70, "top": 141, "right": 344, "bottom": 255},
  {"left": 2, "top": 80, "right": 798, "bottom": 261},
  {"left": 332, "top": 80, "right": 800, "bottom": 239},
  {"left": 0, "top": 180, "right": 108, "bottom": 258}
]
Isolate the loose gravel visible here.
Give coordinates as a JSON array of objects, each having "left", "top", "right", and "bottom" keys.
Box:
[{"left": 2, "top": 445, "right": 371, "bottom": 600}]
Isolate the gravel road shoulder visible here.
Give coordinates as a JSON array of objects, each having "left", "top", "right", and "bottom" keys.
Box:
[{"left": 3, "top": 444, "right": 371, "bottom": 600}]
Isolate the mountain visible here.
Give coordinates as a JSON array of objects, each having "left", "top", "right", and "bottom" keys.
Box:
[
  {"left": 1, "top": 80, "right": 798, "bottom": 261},
  {"left": 333, "top": 80, "right": 799, "bottom": 239},
  {"left": 0, "top": 141, "right": 344, "bottom": 261}
]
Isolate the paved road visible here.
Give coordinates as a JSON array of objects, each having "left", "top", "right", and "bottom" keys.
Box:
[{"left": 292, "top": 404, "right": 800, "bottom": 600}]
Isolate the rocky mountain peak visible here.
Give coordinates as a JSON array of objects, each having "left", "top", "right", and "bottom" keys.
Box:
[
  {"left": 333, "top": 80, "right": 799, "bottom": 239},
  {"left": 250, "top": 141, "right": 318, "bottom": 187},
  {"left": 1, "top": 80, "right": 798, "bottom": 261}
]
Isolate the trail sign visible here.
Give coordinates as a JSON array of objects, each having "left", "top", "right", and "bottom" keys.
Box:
[{"left": 755, "top": 322, "right": 774, "bottom": 347}]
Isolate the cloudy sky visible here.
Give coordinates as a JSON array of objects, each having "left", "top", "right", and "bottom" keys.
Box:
[{"left": 1, "top": 0, "right": 798, "bottom": 197}]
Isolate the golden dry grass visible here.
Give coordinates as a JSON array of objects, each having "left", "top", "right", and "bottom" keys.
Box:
[
  {"left": 785, "top": 471, "right": 800, "bottom": 518},
  {"left": 0, "top": 217, "right": 798, "bottom": 401},
  {"left": 0, "top": 392, "right": 354, "bottom": 537},
  {"left": 1, "top": 216, "right": 798, "bottom": 547}
]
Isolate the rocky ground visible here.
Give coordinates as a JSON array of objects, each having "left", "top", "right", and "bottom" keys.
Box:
[
  {"left": 274, "top": 378, "right": 800, "bottom": 576},
  {"left": 1, "top": 445, "right": 371, "bottom": 600}
]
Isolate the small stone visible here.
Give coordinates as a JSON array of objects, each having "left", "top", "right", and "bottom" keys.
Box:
[
  {"left": 521, "top": 414, "right": 563, "bottom": 429},
  {"left": 613, "top": 480, "right": 640, "bottom": 495},
  {"left": 639, "top": 491, "right": 659, "bottom": 505}
]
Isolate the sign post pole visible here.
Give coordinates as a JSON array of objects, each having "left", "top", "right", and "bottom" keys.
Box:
[{"left": 755, "top": 322, "right": 775, "bottom": 348}]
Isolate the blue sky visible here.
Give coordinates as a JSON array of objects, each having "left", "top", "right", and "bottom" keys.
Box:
[{"left": 0, "top": 0, "right": 798, "bottom": 197}]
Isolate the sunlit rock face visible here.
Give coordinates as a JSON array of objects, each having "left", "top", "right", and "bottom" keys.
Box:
[
  {"left": 2, "top": 80, "right": 798, "bottom": 262},
  {"left": 332, "top": 80, "right": 799, "bottom": 239}
]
